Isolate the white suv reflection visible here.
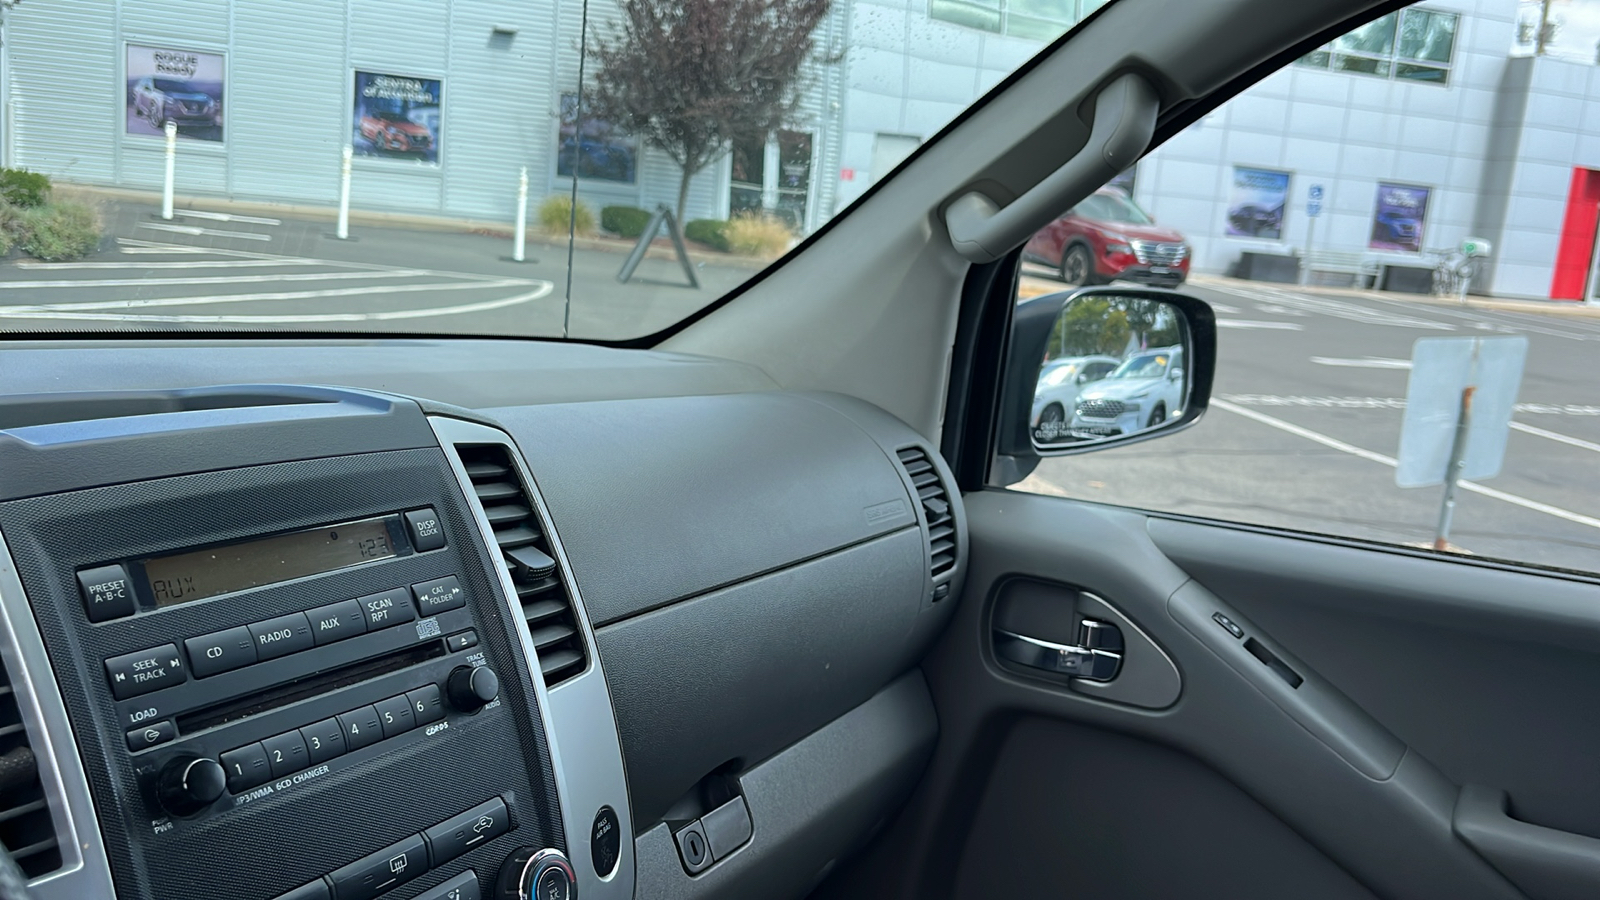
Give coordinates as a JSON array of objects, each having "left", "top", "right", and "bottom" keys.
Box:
[{"left": 1071, "top": 346, "right": 1185, "bottom": 438}]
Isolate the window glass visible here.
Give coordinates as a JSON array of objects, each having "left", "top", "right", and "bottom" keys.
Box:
[{"left": 1009, "top": 2, "right": 1600, "bottom": 577}]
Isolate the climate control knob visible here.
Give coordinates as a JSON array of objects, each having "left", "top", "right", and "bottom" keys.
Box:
[
  {"left": 447, "top": 664, "right": 499, "bottom": 712},
  {"left": 157, "top": 756, "right": 226, "bottom": 816},
  {"left": 497, "top": 847, "right": 576, "bottom": 900}
]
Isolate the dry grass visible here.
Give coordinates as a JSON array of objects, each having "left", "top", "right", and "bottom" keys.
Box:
[
  {"left": 724, "top": 212, "right": 793, "bottom": 257},
  {"left": 537, "top": 194, "right": 595, "bottom": 236}
]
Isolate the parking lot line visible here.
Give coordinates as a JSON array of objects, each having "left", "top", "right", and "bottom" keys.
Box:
[
  {"left": 1510, "top": 422, "right": 1600, "bottom": 455},
  {"left": 0, "top": 269, "right": 428, "bottom": 289},
  {"left": 139, "top": 222, "right": 273, "bottom": 241},
  {"left": 1212, "top": 398, "right": 1600, "bottom": 531}
]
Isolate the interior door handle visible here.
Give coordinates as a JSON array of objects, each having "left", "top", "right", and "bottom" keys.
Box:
[
  {"left": 993, "top": 622, "right": 1122, "bottom": 681},
  {"left": 1454, "top": 784, "right": 1600, "bottom": 900}
]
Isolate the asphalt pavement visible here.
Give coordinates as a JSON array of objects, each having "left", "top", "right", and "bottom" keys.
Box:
[
  {"left": 0, "top": 198, "right": 758, "bottom": 340},
  {"left": 1026, "top": 275, "right": 1600, "bottom": 575}
]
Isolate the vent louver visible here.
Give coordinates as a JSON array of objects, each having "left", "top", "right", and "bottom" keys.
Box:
[
  {"left": 456, "top": 444, "right": 588, "bottom": 687},
  {"left": 0, "top": 656, "right": 61, "bottom": 880},
  {"left": 897, "top": 446, "right": 956, "bottom": 578}
]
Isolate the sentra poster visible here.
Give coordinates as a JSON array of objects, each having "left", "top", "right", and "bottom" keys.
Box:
[
  {"left": 126, "top": 45, "right": 225, "bottom": 142},
  {"left": 1369, "top": 182, "right": 1430, "bottom": 252},
  {"left": 1225, "top": 166, "right": 1289, "bottom": 239},
  {"left": 353, "top": 72, "right": 441, "bottom": 163}
]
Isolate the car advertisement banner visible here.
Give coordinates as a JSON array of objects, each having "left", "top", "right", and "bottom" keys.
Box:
[
  {"left": 126, "top": 45, "right": 225, "bottom": 143},
  {"left": 558, "top": 94, "right": 636, "bottom": 183},
  {"left": 1225, "top": 166, "right": 1288, "bottom": 239},
  {"left": 353, "top": 72, "right": 441, "bottom": 163},
  {"left": 1370, "top": 182, "right": 1430, "bottom": 252}
]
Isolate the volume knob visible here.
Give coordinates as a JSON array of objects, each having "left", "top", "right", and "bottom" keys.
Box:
[
  {"left": 447, "top": 664, "right": 499, "bottom": 712},
  {"left": 157, "top": 756, "right": 226, "bottom": 816}
]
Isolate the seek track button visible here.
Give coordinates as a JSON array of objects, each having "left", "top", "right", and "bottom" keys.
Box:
[{"left": 104, "top": 644, "right": 186, "bottom": 700}]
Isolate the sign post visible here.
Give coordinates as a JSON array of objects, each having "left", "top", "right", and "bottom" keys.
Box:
[
  {"left": 1301, "top": 183, "right": 1323, "bottom": 286},
  {"left": 336, "top": 145, "right": 352, "bottom": 240},
  {"left": 161, "top": 121, "right": 177, "bottom": 221},
  {"left": 512, "top": 167, "right": 528, "bottom": 263}
]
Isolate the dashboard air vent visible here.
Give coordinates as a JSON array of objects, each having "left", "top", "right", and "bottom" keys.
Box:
[
  {"left": 0, "top": 655, "right": 61, "bottom": 879},
  {"left": 896, "top": 446, "right": 956, "bottom": 578},
  {"left": 455, "top": 444, "right": 588, "bottom": 687}
]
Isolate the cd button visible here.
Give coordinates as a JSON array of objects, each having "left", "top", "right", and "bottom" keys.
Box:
[
  {"left": 249, "top": 612, "right": 314, "bottom": 661},
  {"left": 220, "top": 742, "right": 272, "bottom": 793},
  {"left": 104, "top": 644, "right": 186, "bottom": 700},
  {"left": 358, "top": 588, "right": 415, "bottom": 630},
  {"left": 337, "top": 705, "right": 384, "bottom": 752},
  {"left": 125, "top": 719, "right": 176, "bottom": 752},
  {"left": 185, "top": 626, "right": 258, "bottom": 678},
  {"left": 445, "top": 630, "right": 479, "bottom": 652},
  {"left": 411, "top": 575, "right": 466, "bottom": 616},
  {"left": 78, "top": 564, "right": 136, "bottom": 622},
  {"left": 308, "top": 599, "right": 367, "bottom": 646}
]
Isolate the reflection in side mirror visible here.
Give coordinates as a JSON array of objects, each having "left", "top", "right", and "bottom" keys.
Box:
[{"left": 1031, "top": 290, "right": 1197, "bottom": 450}]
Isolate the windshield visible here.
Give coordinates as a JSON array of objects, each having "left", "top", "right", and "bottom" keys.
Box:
[
  {"left": 1074, "top": 191, "right": 1152, "bottom": 224},
  {"left": 1108, "top": 353, "right": 1170, "bottom": 379},
  {"left": 0, "top": 0, "right": 1112, "bottom": 340}
]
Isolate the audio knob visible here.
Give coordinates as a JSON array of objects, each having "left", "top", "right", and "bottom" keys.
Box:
[
  {"left": 157, "top": 756, "right": 226, "bottom": 816},
  {"left": 497, "top": 847, "right": 576, "bottom": 900},
  {"left": 447, "top": 664, "right": 499, "bottom": 712}
]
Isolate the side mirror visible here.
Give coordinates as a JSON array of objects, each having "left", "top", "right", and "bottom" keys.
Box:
[{"left": 997, "top": 286, "right": 1216, "bottom": 473}]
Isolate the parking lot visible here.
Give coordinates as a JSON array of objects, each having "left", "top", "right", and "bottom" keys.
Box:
[{"left": 1025, "top": 274, "right": 1600, "bottom": 574}]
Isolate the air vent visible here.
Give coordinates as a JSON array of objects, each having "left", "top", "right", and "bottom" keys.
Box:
[
  {"left": 455, "top": 444, "right": 588, "bottom": 687},
  {"left": 896, "top": 446, "right": 956, "bottom": 579},
  {"left": 0, "top": 655, "right": 62, "bottom": 879}
]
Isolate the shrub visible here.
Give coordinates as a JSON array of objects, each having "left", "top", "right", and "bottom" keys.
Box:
[
  {"left": 0, "top": 168, "right": 50, "bottom": 208},
  {"left": 20, "top": 200, "right": 101, "bottom": 261},
  {"left": 537, "top": 194, "right": 595, "bottom": 235},
  {"left": 684, "top": 218, "right": 730, "bottom": 252},
  {"left": 725, "top": 212, "right": 793, "bottom": 257},
  {"left": 601, "top": 205, "right": 651, "bottom": 239}
]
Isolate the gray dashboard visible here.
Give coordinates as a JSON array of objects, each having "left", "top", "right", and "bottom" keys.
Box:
[{"left": 0, "top": 338, "right": 964, "bottom": 900}]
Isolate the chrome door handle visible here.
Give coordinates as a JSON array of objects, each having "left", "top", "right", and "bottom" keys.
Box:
[{"left": 994, "top": 625, "right": 1122, "bottom": 682}]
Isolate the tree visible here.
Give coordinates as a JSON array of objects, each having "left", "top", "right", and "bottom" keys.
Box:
[{"left": 588, "top": 0, "right": 832, "bottom": 221}]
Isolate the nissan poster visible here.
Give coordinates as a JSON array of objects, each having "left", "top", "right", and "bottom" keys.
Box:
[
  {"left": 1370, "top": 183, "right": 1430, "bottom": 252},
  {"left": 126, "top": 45, "right": 225, "bottom": 142},
  {"left": 353, "top": 72, "right": 441, "bottom": 163},
  {"left": 1225, "top": 166, "right": 1288, "bottom": 239}
]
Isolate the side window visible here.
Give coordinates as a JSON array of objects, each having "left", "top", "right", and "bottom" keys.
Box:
[{"left": 1007, "top": 1, "right": 1600, "bottom": 577}]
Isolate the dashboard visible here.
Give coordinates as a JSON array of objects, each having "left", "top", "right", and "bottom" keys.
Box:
[{"left": 0, "top": 339, "right": 965, "bottom": 900}]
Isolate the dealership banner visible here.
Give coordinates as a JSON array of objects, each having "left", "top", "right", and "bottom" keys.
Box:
[
  {"left": 1225, "top": 166, "right": 1288, "bottom": 239},
  {"left": 126, "top": 45, "right": 225, "bottom": 143},
  {"left": 353, "top": 72, "right": 441, "bottom": 163},
  {"left": 557, "top": 94, "right": 636, "bottom": 183},
  {"left": 1370, "top": 182, "right": 1430, "bottom": 252}
]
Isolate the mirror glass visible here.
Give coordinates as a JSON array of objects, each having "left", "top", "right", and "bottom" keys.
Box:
[{"left": 1032, "top": 293, "right": 1192, "bottom": 449}]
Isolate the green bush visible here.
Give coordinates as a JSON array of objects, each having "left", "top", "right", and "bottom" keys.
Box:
[
  {"left": 537, "top": 194, "right": 594, "bottom": 235},
  {"left": 601, "top": 205, "right": 651, "bottom": 239},
  {"left": 0, "top": 169, "right": 51, "bottom": 208},
  {"left": 684, "top": 218, "right": 730, "bottom": 252},
  {"left": 20, "top": 201, "right": 101, "bottom": 261}
]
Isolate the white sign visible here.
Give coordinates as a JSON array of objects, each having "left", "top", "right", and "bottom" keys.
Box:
[{"left": 1396, "top": 336, "right": 1528, "bottom": 488}]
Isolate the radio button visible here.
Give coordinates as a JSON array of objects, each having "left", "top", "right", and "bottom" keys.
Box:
[
  {"left": 221, "top": 742, "right": 272, "bottom": 793},
  {"left": 407, "top": 685, "right": 445, "bottom": 725},
  {"left": 309, "top": 599, "right": 367, "bottom": 646},
  {"left": 374, "top": 694, "right": 417, "bottom": 739},
  {"left": 412, "top": 576, "right": 466, "bottom": 617},
  {"left": 337, "top": 705, "right": 384, "bottom": 753},
  {"left": 404, "top": 507, "right": 447, "bottom": 552},
  {"left": 185, "top": 626, "right": 258, "bottom": 678},
  {"left": 358, "top": 588, "right": 415, "bottom": 630},
  {"left": 263, "top": 730, "right": 310, "bottom": 777},
  {"left": 301, "top": 718, "right": 347, "bottom": 765},
  {"left": 78, "top": 564, "right": 136, "bottom": 623},
  {"left": 424, "top": 798, "right": 510, "bottom": 866},
  {"left": 249, "top": 612, "right": 315, "bottom": 661},
  {"left": 125, "top": 719, "right": 176, "bottom": 752},
  {"left": 329, "top": 833, "right": 427, "bottom": 900},
  {"left": 104, "top": 644, "right": 186, "bottom": 700}
]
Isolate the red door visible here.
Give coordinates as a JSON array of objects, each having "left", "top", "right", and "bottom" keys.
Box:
[{"left": 1551, "top": 167, "right": 1600, "bottom": 300}]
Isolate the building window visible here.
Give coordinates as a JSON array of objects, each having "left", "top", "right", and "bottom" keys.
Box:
[
  {"left": 1295, "top": 8, "right": 1458, "bottom": 84},
  {"left": 729, "top": 130, "right": 815, "bottom": 230},
  {"left": 928, "top": 0, "right": 1107, "bottom": 42},
  {"left": 557, "top": 93, "right": 636, "bottom": 184}
]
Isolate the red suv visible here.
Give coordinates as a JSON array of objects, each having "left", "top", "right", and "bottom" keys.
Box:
[{"left": 1024, "top": 187, "right": 1191, "bottom": 287}]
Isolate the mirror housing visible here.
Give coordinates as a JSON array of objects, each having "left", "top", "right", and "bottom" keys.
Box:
[{"left": 994, "top": 286, "right": 1216, "bottom": 483}]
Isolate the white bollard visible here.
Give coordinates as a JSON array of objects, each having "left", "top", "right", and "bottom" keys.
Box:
[
  {"left": 513, "top": 167, "right": 528, "bottom": 263},
  {"left": 336, "top": 145, "right": 353, "bottom": 240},
  {"left": 161, "top": 121, "right": 177, "bottom": 221}
]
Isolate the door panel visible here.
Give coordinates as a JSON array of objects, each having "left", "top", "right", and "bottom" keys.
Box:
[{"left": 820, "top": 491, "right": 1548, "bottom": 900}]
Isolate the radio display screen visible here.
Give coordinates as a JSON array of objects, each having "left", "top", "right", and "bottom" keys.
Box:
[{"left": 142, "top": 516, "right": 398, "bottom": 607}]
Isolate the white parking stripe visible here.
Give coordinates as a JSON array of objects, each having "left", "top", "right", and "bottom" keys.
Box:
[
  {"left": 175, "top": 209, "right": 281, "bottom": 225},
  {"left": 21, "top": 258, "right": 320, "bottom": 270},
  {"left": 1217, "top": 320, "right": 1304, "bottom": 330},
  {"left": 1310, "top": 356, "right": 1412, "bottom": 369},
  {"left": 1213, "top": 398, "right": 1600, "bottom": 531},
  {"left": 1209, "top": 283, "right": 1456, "bottom": 330},
  {"left": 139, "top": 222, "right": 273, "bottom": 241},
  {"left": 0, "top": 277, "right": 539, "bottom": 313},
  {"left": 1510, "top": 422, "right": 1600, "bottom": 454},
  {"left": 0, "top": 285, "right": 554, "bottom": 324},
  {"left": 0, "top": 269, "right": 429, "bottom": 289}
]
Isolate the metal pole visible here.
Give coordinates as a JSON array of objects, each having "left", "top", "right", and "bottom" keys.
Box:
[
  {"left": 161, "top": 121, "right": 177, "bottom": 221},
  {"left": 513, "top": 167, "right": 528, "bottom": 263},
  {"left": 1433, "top": 338, "right": 1482, "bottom": 551},
  {"left": 336, "top": 145, "right": 352, "bottom": 240},
  {"left": 1301, "top": 210, "right": 1316, "bottom": 287}
]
